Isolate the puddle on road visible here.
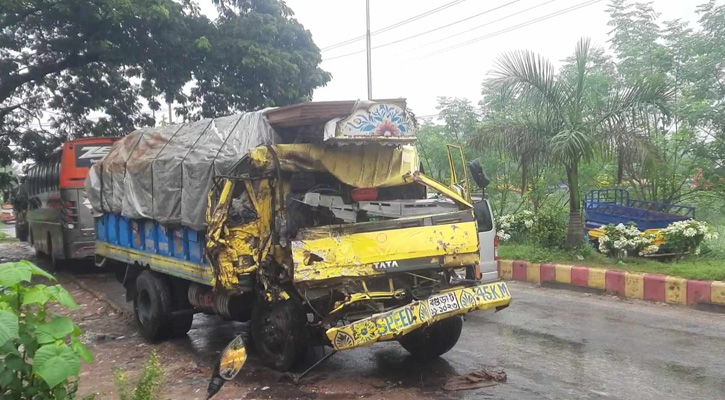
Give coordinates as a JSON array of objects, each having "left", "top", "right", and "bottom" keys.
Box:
[{"left": 502, "top": 325, "right": 586, "bottom": 354}]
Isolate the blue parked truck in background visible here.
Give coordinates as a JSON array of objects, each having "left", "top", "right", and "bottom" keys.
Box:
[{"left": 584, "top": 188, "right": 696, "bottom": 242}]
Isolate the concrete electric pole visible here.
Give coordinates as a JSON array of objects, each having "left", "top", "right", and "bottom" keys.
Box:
[{"left": 366, "top": 0, "right": 373, "bottom": 100}]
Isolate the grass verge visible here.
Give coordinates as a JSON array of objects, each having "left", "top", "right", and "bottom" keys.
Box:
[{"left": 500, "top": 242, "right": 725, "bottom": 281}]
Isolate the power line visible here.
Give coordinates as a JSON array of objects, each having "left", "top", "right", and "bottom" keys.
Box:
[
  {"left": 323, "top": 0, "right": 521, "bottom": 62},
  {"left": 321, "top": 0, "right": 469, "bottom": 51},
  {"left": 415, "top": 0, "right": 603, "bottom": 60},
  {"left": 411, "top": 0, "right": 558, "bottom": 52}
]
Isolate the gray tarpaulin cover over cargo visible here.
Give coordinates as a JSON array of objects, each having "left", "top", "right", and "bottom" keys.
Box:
[{"left": 85, "top": 111, "right": 278, "bottom": 230}]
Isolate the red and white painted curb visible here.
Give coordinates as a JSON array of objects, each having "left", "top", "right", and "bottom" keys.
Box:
[{"left": 499, "top": 260, "right": 725, "bottom": 307}]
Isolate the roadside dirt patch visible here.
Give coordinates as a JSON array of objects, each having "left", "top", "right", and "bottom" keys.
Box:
[
  {"left": 55, "top": 276, "right": 455, "bottom": 400},
  {"left": 53, "top": 278, "right": 221, "bottom": 399}
]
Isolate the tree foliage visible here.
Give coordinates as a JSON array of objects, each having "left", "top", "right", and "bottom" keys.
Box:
[
  {"left": 0, "top": 0, "right": 330, "bottom": 164},
  {"left": 474, "top": 37, "right": 672, "bottom": 246},
  {"left": 420, "top": 0, "right": 725, "bottom": 249}
]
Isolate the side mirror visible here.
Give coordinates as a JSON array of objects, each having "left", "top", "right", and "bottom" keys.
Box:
[
  {"left": 468, "top": 158, "right": 491, "bottom": 190},
  {"left": 206, "top": 334, "right": 248, "bottom": 399},
  {"left": 473, "top": 200, "right": 493, "bottom": 232}
]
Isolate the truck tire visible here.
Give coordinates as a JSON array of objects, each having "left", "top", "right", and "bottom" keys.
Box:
[
  {"left": 399, "top": 317, "right": 463, "bottom": 359},
  {"left": 46, "top": 233, "right": 61, "bottom": 272},
  {"left": 30, "top": 230, "right": 40, "bottom": 255},
  {"left": 251, "top": 298, "right": 308, "bottom": 371},
  {"left": 15, "top": 224, "right": 28, "bottom": 242},
  {"left": 134, "top": 271, "right": 174, "bottom": 342}
]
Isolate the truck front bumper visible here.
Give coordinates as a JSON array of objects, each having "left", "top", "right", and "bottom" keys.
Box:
[{"left": 326, "top": 281, "right": 511, "bottom": 351}]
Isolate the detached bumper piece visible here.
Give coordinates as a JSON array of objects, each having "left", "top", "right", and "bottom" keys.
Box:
[{"left": 326, "top": 281, "right": 511, "bottom": 351}]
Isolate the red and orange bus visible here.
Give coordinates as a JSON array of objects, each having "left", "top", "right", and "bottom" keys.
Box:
[{"left": 20, "top": 137, "right": 119, "bottom": 268}]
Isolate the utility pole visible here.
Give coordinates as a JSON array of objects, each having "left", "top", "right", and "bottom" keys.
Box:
[
  {"left": 366, "top": 0, "right": 373, "bottom": 100},
  {"left": 168, "top": 102, "right": 173, "bottom": 124}
]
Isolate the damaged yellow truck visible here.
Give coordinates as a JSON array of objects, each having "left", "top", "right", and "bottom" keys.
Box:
[{"left": 87, "top": 100, "right": 511, "bottom": 393}]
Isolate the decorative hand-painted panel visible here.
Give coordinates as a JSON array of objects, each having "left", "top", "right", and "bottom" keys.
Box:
[{"left": 333, "top": 103, "right": 416, "bottom": 142}]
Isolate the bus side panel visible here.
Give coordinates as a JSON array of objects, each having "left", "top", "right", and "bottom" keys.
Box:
[{"left": 27, "top": 191, "right": 63, "bottom": 256}]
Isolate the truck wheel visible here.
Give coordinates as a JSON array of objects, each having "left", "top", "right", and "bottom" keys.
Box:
[
  {"left": 15, "top": 224, "right": 28, "bottom": 242},
  {"left": 30, "top": 230, "right": 40, "bottom": 255},
  {"left": 134, "top": 271, "right": 174, "bottom": 342},
  {"left": 46, "top": 233, "right": 61, "bottom": 272},
  {"left": 251, "top": 298, "right": 308, "bottom": 371},
  {"left": 399, "top": 317, "right": 463, "bottom": 359}
]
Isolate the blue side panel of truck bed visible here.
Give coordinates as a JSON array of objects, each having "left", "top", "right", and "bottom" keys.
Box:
[
  {"left": 584, "top": 189, "right": 695, "bottom": 232},
  {"left": 96, "top": 214, "right": 209, "bottom": 264},
  {"left": 95, "top": 213, "right": 210, "bottom": 282}
]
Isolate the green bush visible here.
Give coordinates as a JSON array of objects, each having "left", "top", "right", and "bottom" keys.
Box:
[
  {"left": 529, "top": 208, "right": 567, "bottom": 249},
  {"left": 115, "top": 351, "right": 164, "bottom": 400},
  {"left": 495, "top": 210, "right": 535, "bottom": 242},
  {"left": 597, "top": 223, "right": 659, "bottom": 257},
  {"left": 660, "top": 220, "right": 719, "bottom": 255},
  {"left": 0, "top": 261, "right": 93, "bottom": 399}
]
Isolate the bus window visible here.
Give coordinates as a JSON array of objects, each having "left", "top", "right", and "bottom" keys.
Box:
[
  {"left": 41, "top": 163, "right": 47, "bottom": 193},
  {"left": 53, "top": 160, "right": 60, "bottom": 190}
]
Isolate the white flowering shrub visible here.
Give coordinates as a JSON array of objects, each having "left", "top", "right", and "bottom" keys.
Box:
[
  {"left": 496, "top": 210, "right": 536, "bottom": 242},
  {"left": 660, "top": 219, "right": 719, "bottom": 255},
  {"left": 598, "top": 223, "right": 659, "bottom": 257}
]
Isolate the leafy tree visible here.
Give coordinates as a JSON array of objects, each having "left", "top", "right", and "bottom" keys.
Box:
[
  {"left": 179, "top": 0, "right": 331, "bottom": 119},
  {"left": 437, "top": 97, "right": 480, "bottom": 146},
  {"left": 0, "top": 0, "right": 329, "bottom": 165},
  {"left": 416, "top": 97, "right": 481, "bottom": 182},
  {"left": 475, "top": 38, "right": 671, "bottom": 247},
  {"left": 607, "top": 0, "right": 721, "bottom": 203},
  {"left": 416, "top": 123, "right": 451, "bottom": 182}
]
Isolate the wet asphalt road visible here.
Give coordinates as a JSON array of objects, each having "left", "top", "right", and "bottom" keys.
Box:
[{"left": 64, "top": 265, "right": 725, "bottom": 400}]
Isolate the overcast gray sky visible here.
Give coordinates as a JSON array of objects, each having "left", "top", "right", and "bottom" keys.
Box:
[{"left": 199, "top": 0, "right": 707, "bottom": 117}]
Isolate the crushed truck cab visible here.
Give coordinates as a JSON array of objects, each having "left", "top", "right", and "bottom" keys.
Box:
[{"left": 88, "top": 100, "right": 510, "bottom": 392}]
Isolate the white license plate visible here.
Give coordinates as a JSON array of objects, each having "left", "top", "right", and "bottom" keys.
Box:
[{"left": 428, "top": 292, "right": 460, "bottom": 316}]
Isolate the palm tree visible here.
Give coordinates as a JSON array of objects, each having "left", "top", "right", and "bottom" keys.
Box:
[{"left": 473, "top": 38, "right": 671, "bottom": 247}]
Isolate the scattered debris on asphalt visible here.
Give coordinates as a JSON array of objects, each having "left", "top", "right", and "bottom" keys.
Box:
[{"left": 441, "top": 368, "right": 507, "bottom": 391}]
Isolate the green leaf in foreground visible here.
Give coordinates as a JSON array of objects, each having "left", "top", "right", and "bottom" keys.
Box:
[
  {"left": 22, "top": 284, "right": 53, "bottom": 306},
  {"left": 0, "top": 262, "right": 32, "bottom": 287},
  {"left": 46, "top": 286, "right": 79, "bottom": 310},
  {"left": 33, "top": 344, "right": 81, "bottom": 388},
  {"left": 72, "top": 336, "right": 94, "bottom": 363},
  {"left": 24, "top": 261, "right": 56, "bottom": 281},
  {"left": 0, "top": 310, "right": 20, "bottom": 346},
  {"left": 36, "top": 317, "right": 75, "bottom": 344}
]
